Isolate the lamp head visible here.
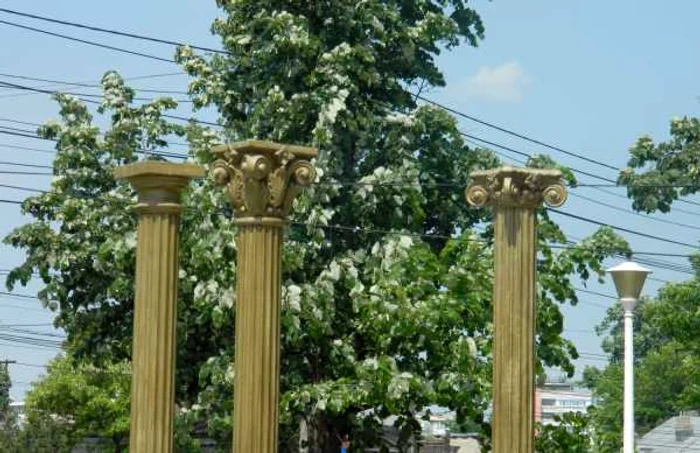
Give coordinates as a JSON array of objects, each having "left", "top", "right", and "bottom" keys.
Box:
[{"left": 606, "top": 261, "right": 651, "bottom": 301}]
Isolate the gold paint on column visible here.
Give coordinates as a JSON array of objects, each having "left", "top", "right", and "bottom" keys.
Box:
[
  {"left": 115, "top": 161, "right": 203, "bottom": 453},
  {"left": 466, "top": 167, "right": 567, "bottom": 453},
  {"left": 210, "top": 140, "right": 317, "bottom": 453}
]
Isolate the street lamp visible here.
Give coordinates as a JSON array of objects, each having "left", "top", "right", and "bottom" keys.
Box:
[{"left": 607, "top": 261, "right": 651, "bottom": 453}]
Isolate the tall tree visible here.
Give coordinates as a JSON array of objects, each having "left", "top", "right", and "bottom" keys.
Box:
[{"left": 5, "top": 2, "right": 630, "bottom": 451}]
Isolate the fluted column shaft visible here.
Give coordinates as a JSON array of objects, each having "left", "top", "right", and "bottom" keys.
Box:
[
  {"left": 492, "top": 206, "right": 536, "bottom": 453},
  {"left": 466, "top": 167, "right": 567, "bottom": 453},
  {"left": 129, "top": 209, "right": 180, "bottom": 453},
  {"left": 233, "top": 220, "right": 283, "bottom": 453},
  {"left": 115, "top": 162, "right": 203, "bottom": 453}
]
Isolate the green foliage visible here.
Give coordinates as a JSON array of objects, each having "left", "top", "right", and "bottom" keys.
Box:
[
  {"left": 583, "top": 364, "right": 623, "bottom": 452},
  {"left": 536, "top": 412, "right": 591, "bottom": 453},
  {"left": 19, "top": 355, "right": 201, "bottom": 452},
  {"left": 4, "top": 2, "right": 632, "bottom": 451},
  {"left": 0, "top": 363, "right": 10, "bottom": 418},
  {"left": 0, "top": 411, "right": 76, "bottom": 453},
  {"left": 445, "top": 416, "right": 480, "bottom": 434},
  {"left": 619, "top": 116, "right": 700, "bottom": 213},
  {"left": 23, "top": 356, "right": 131, "bottom": 452}
]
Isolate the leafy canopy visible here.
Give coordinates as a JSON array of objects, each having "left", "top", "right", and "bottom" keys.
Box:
[
  {"left": 5, "top": 1, "right": 630, "bottom": 451},
  {"left": 620, "top": 116, "right": 700, "bottom": 213}
]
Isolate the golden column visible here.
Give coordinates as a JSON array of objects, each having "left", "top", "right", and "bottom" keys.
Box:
[
  {"left": 115, "top": 161, "right": 203, "bottom": 453},
  {"left": 466, "top": 167, "right": 567, "bottom": 453},
  {"left": 210, "top": 140, "right": 317, "bottom": 453}
]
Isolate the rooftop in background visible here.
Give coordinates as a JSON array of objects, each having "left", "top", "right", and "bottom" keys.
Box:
[{"left": 638, "top": 414, "right": 700, "bottom": 452}]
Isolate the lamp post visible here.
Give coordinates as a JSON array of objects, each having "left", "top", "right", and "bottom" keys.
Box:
[{"left": 607, "top": 261, "right": 651, "bottom": 453}]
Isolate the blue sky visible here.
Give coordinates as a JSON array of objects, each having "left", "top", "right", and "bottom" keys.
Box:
[{"left": 0, "top": 0, "right": 698, "bottom": 397}]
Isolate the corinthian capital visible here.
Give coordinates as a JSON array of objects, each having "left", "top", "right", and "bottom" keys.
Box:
[
  {"left": 465, "top": 167, "right": 567, "bottom": 209},
  {"left": 210, "top": 140, "right": 317, "bottom": 221}
]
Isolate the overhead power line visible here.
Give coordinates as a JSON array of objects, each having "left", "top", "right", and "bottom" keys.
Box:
[
  {"left": 0, "top": 18, "right": 173, "bottom": 63},
  {"left": 549, "top": 209, "right": 699, "bottom": 250},
  {"left": 0, "top": 71, "right": 182, "bottom": 85},
  {"left": 581, "top": 185, "right": 700, "bottom": 219},
  {"left": 0, "top": 128, "right": 47, "bottom": 141},
  {"left": 481, "top": 138, "right": 700, "bottom": 230},
  {"left": 575, "top": 288, "right": 618, "bottom": 301},
  {"left": 0, "top": 142, "right": 55, "bottom": 155},
  {"left": 0, "top": 71, "right": 187, "bottom": 96},
  {"left": 416, "top": 94, "right": 621, "bottom": 172},
  {"left": 0, "top": 125, "right": 188, "bottom": 161},
  {"left": 0, "top": 183, "right": 45, "bottom": 193},
  {"left": 0, "top": 78, "right": 221, "bottom": 128},
  {"left": 464, "top": 133, "right": 616, "bottom": 184},
  {"left": 0, "top": 326, "right": 64, "bottom": 339},
  {"left": 571, "top": 191, "right": 700, "bottom": 232},
  {"left": 0, "top": 79, "right": 191, "bottom": 103},
  {"left": 0, "top": 159, "right": 51, "bottom": 169},
  {"left": 0, "top": 7, "right": 229, "bottom": 55}
]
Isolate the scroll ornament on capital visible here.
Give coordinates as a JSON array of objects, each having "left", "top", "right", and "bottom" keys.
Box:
[
  {"left": 210, "top": 145, "right": 317, "bottom": 219},
  {"left": 465, "top": 167, "right": 567, "bottom": 209}
]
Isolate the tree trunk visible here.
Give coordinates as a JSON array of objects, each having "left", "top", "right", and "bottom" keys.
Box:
[
  {"left": 112, "top": 435, "right": 125, "bottom": 453},
  {"left": 299, "top": 418, "right": 309, "bottom": 453}
]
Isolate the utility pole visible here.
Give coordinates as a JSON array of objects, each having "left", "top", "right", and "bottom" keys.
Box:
[
  {"left": 0, "top": 359, "right": 16, "bottom": 370},
  {"left": 466, "top": 167, "right": 567, "bottom": 453},
  {"left": 210, "top": 140, "right": 316, "bottom": 453},
  {"left": 0, "top": 358, "right": 16, "bottom": 422}
]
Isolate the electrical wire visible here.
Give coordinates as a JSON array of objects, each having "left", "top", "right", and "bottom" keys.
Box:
[
  {"left": 582, "top": 185, "right": 700, "bottom": 219},
  {"left": 0, "top": 71, "right": 187, "bottom": 96},
  {"left": 0, "top": 79, "right": 191, "bottom": 103},
  {"left": 0, "top": 7, "right": 229, "bottom": 55},
  {"left": 549, "top": 209, "right": 699, "bottom": 250},
  {"left": 0, "top": 143, "right": 55, "bottom": 155},
  {"left": 0, "top": 178, "right": 696, "bottom": 267},
  {"left": 416, "top": 94, "right": 621, "bottom": 172},
  {"left": 0, "top": 18, "right": 173, "bottom": 63},
  {"left": 0, "top": 126, "right": 188, "bottom": 161},
  {"left": 570, "top": 191, "right": 700, "bottom": 232},
  {"left": 0, "top": 79, "right": 221, "bottom": 128}
]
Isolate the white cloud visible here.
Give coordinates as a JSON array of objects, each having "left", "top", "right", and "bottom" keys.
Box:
[{"left": 463, "top": 61, "right": 530, "bottom": 103}]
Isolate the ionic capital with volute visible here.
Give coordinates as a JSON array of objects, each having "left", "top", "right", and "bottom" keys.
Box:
[{"left": 465, "top": 166, "right": 567, "bottom": 209}]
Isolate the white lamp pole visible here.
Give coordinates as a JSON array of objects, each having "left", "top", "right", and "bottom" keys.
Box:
[{"left": 607, "top": 261, "right": 651, "bottom": 453}]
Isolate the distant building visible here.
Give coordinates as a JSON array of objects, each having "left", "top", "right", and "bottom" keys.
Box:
[
  {"left": 421, "top": 413, "right": 451, "bottom": 437},
  {"left": 638, "top": 413, "right": 700, "bottom": 452},
  {"left": 535, "top": 381, "right": 593, "bottom": 426},
  {"left": 9, "top": 400, "right": 25, "bottom": 426}
]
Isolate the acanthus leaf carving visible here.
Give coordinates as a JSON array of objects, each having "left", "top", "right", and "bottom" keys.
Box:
[{"left": 211, "top": 141, "right": 317, "bottom": 220}]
